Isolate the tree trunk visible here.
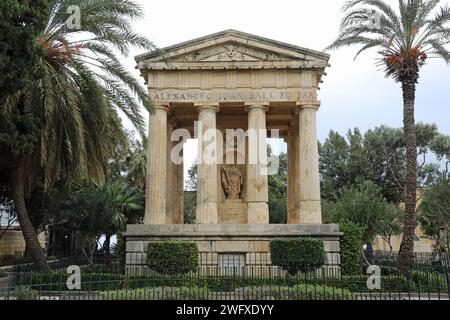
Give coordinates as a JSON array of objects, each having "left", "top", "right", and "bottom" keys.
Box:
[
  {"left": 103, "top": 234, "right": 111, "bottom": 266},
  {"left": 10, "top": 159, "right": 49, "bottom": 271},
  {"left": 10, "top": 158, "right": 49, "bottom": 271},
  {"left": 398, "top": 80, "right": 417, "bottom": 274}
]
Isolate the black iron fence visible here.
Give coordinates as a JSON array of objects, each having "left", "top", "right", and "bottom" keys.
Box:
[{"left": 0, "top": 252, "right": 449, "bottom": 300}]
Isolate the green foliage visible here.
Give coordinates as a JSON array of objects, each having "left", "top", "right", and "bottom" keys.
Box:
[
  {"left": 15, "top": 286, "right": 38, "bottom": 300},
  {"left": 339, "top": 221, "right": 364, "bottom": 275},
  {"left": 19, "top": 270, "right": 449, "bottom": 295},
  {"left": 147, "top": 241, "right": 199, "bottom": 275},
  {"left": 100, "top": 284, "right": 352, "bottom": 300},
  {"left": 420, "top": 179, "right": 450, "bottom": 252},
  {"left": 60, "top": 180, "right": 144, "bottom": 261},
  {"left": 327, "top": 0, "right": 450, "bottom": 81},
  {"left": 20, "top": 272, "right": 124, "bottom": 291},
  {"left": 270, "top": 239, "right": 325, "bottom": 275},
  {"left": 320, "top": 124, "right": 443, "bottom": 204},
  {"left": 268, "top": 151, "right": 287, "bottom": 224},
  {"left": 323, "top": 181, "right": 403, "bottom": 243},
  {"left": 1, "top": 0, "right": 155, "bottom": 190},
  {"left": 0, "top": 0, "right": 49, "bottom": 104},
  {"left": 101, "top": 286, "right": 211, "bottom": 300}
]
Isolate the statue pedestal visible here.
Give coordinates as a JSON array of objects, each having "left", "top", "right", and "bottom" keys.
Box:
[
  {"left": 124, "top": 224, "right": 342, "bottom": 276},
  {"left": 218, "top": 200, "right": 247, "bottom": 224}
]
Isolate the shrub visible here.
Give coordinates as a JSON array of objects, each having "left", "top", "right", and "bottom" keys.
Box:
[
  {"left": 100, "top": 286, "right": 210, "bottom": 300},
  {"left": 270, "top": 238, "right": 325, "bottom": 275},
  {"left": 19, "top": 271, "right": 125, "bottom": 291},
  {"left": 15, "top": 286, "right": 38, "bottom": 300},
  {"left": 339, "top": 221, "right": 363, "bottom": 275},
  {"left": 147, "top": 241, "right": 199, "bottom": 275}
]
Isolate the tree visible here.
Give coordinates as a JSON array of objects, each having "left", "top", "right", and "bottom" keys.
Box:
[
  {"left": 420, "top": 179, "right": 450, "bottom": 252},
  {"left": 63, "top": 180, "right": 144, "bottom": 264},
  {"left": 320, "top": 123, "right": 441, "bottom": 204},
  {"left": 268, "top": 152, "right": 287, "bottom": 223},
  {"left": 184, "top": 164, "right": 197, "bottom": 224},
  {"left": 327, "top": 0, "right": 450, "bottom": 271},
  {"left": 0, "top": 0, "right": 49, "bottom": 105},
  {"left": 323, "top": 180, "right": 403, "bottom": 245},
  {"left": 0, "top": 0, "right": 154, "bottom": 270}
]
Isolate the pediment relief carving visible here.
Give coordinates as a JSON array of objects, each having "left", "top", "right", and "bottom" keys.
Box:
[{"left": 178, "top": 43, "right": 289, "bottom": 62}]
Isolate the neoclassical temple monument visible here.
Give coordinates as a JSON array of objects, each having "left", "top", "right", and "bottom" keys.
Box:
[{"left": 125, "top": 30, "right": 341, "bottom": 271}]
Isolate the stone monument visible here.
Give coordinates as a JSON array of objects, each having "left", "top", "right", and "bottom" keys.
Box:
[{"left": 125, "top": 30, "right": 342, "bottom": 273}]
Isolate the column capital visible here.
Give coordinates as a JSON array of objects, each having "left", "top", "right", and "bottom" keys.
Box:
[
  {"left": 153, "top": 104, "right": 170, "bottom": 111},
  {"left": 195, "top": 103, "right": 219, "bottom": 113},
  {"left": 151, "top": 104, "right": 171, "bottom": 116},
  {"left": 245, "top": 102, "right": 269, "bottom": 112},
  {"left": 296, "top": 101, "right": 321, "bottom": 110}
]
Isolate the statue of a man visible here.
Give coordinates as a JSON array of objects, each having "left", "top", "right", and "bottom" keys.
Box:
[{"left": 221, "top": 165, "right": 243, "bottom": 200}]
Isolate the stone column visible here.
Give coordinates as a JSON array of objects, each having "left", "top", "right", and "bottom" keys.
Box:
[
  {"left": 144, "top": 105, "right": 169, "bottom": 225},
  {"left": 246, "top": 104, "right": 269, "bottom": 224},
  {"left": 175, "top": 143, "right": 185, "bottom": 224},
  {"left": 286, "top": 129, "right": 300, "bottom": 224},
  {"left": 166, "top": 122, "right": 184, "bottom": 224},
  {"left": 196, "top": 105, "right": 219, "bottom": 224},
  {"left": 297, "top": 103, "right": 322, "bottom": 224}
]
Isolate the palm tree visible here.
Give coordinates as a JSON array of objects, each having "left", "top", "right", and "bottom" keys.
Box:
[
  {"left": 0, "top": 0, "right": 154, "bottom": 270},
  {"left": 127, "top": 137, "right": 147, "bottom": 189},
  {"left": 327, "top": 0, "right": 450, "bottom": 272}
]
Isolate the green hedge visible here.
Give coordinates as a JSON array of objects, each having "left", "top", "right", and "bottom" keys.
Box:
[
  {"left": 270, "top": 238, "right": 325, "bottom": 275},
  {"left": 15, "top": 286, "right": 38, "bottom": 300},
  {"left": 19, "top": 272, "right": 125, "bottom": 291},
  {"left": 100, "top": 284, "right": 352, "bottom": 300},
  {"left": 339, "top": 221, "right": 364, "bottom": 275},
  {"left": 147, "top": 241, "right": 199, "bottom": 275}
]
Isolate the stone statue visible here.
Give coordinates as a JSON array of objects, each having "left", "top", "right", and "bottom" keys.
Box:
[{"left": 221, "top": 165, "right": 243, "bottom": 200}]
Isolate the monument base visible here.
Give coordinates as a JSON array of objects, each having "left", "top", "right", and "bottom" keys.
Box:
[{"left": 124, "top": 224, "right": 342, "bottom": 276}]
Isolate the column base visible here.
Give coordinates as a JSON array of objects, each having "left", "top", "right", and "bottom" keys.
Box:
[
  {"left": 299, "top": 200, "right": 322, "bottom": 224},
  {"left": 247, "top": 202, "right": 269, "bottom": 224}
]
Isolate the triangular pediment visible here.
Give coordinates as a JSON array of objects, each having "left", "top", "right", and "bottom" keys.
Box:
[
  {"left": 136, "top": 30, "right": 330, "bottom": 70},
  {"left": 174, "top": 42, "right": 290, "bottom": 62}
]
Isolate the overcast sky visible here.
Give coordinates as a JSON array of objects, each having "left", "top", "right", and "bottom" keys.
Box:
[{"left": 120, "top": 0, "right": 450, "bottom": 174}]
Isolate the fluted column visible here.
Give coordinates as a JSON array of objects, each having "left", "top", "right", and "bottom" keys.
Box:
[
  {"left": 287, "top": 128, "right": 300, "bottom": 224},
  {"left": 166, "top": 122, "right": 184, "bottom": 224},
  {"left": 246, "top": 104, "right": 269, "bottom": 224},
  {"left": 176, "top": 146, "right": 185, "bottom": 224},
  {"left": 144, "top": 105, "right": 169, "bottom": 225},
  {"left": 196, "top": 105, "right": 219, "bottom": 224},
  {"left": 298, "top": 103, "right": 322, "bottom": 224}
]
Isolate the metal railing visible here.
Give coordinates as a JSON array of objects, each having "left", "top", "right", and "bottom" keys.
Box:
[{"left": 0, "top": 252, "right": 448, "bottom": 300}]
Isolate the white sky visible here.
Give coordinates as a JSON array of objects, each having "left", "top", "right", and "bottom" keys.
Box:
[{"left": 119, "top": 0, "right": 450, "bottom": 178}]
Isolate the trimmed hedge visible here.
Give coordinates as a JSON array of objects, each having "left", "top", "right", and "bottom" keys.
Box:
[
  {"left": 19, "top": 272, "right": 125, "bottom": 291},
  {"left": 270, "top": 238, "right": 325, "bottom": 275},
  {"left": 100, "top": 284, "right": 352, "bottom": 300},
  {"left": 147, "top": 241, "right": 199, "bottom": 275},
  {"left": 339, "top": 221, "right": 364, "bottom": 275},
  {"left": 17, "top": 272, "right": 448, "bottom": 293}
]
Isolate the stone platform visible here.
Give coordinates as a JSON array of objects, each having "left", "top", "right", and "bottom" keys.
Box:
[{"left": 125, "top": 224, "right": 342, "bottom": 275}]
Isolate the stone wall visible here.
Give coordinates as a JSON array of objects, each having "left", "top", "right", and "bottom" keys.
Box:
[
  {"left": 0, "top": 230, "right": 46, "bottom": 256},
  {"left": 125, "top": 224, "right": 342, "bottom": 275}
]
